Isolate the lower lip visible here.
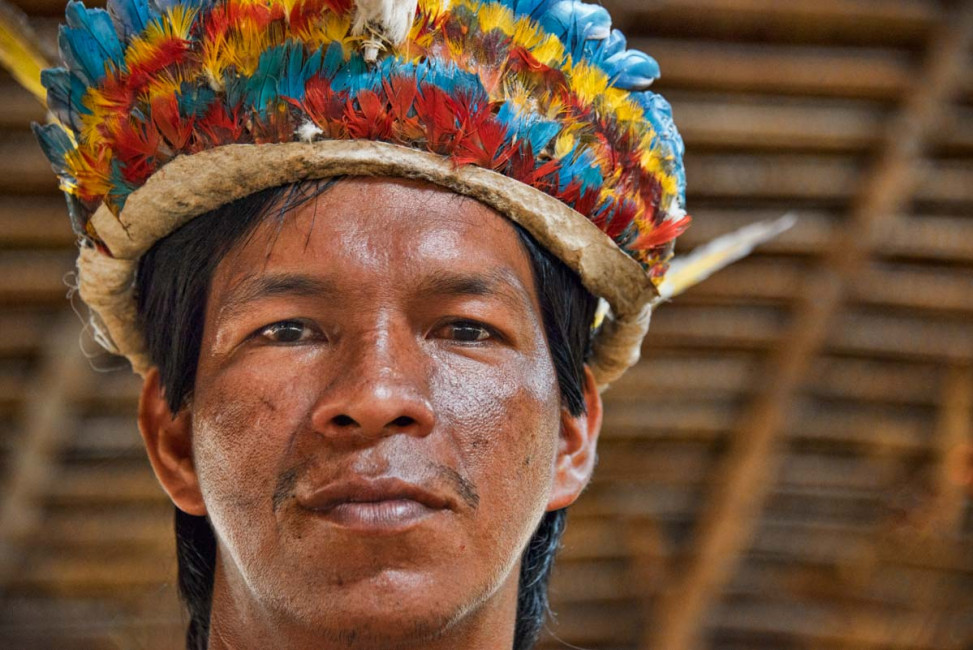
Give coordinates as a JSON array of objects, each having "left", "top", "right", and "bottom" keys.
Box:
[{"left": 307, "top": 499, "right": 440, "bottom": 533}]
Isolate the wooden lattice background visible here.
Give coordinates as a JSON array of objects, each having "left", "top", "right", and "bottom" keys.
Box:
[{"left": 0, "top": 1, "right": 971, "bottom": 648}]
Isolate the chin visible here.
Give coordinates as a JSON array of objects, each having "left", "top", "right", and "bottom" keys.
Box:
[{"left": 276, "top": 570, "right": 481, "bottom": 644}]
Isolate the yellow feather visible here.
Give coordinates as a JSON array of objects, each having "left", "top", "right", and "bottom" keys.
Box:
[
  {"left": 656, "top": 215, "right": 797, "bottom": 302},
  {"left": 417, "top": 0, "right": 447, "bottom": 20},
  {"left": 529, "top": 34, "right": 564, "bottom": 67},
  {"left": 299, "top": 12, "right": 353, "bottom": 52},
  {"left": 127, "top": 7, "right": 198, "bottom": 72},
  {"left": 0, "top": 0, "right": 51, "bottom": 105},
  {"left": 568, "top": 61, "right": 609, "bottom": 106},
  {"left": 167, "top": 5, "right": 197, "bottom": 39},
  {"left": 200, "top": 32, "right": 230, "bottom": 90},
  {"left": 474, "top": 2, "right": 515, "bottom": 36},
  {"left": 66, "top": 148, "right": 113, "bottom": 199},
  {"left": 639, "top": 137, "right": 678, "bottom": 197}
]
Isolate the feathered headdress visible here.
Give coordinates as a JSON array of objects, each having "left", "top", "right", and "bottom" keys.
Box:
[{"left": 22, "top": 0, "right": 720, "bottom": 387}]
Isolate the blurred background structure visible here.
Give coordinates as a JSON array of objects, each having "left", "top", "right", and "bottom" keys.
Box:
[{"left": 1, "top": 0, "right": 972, "bottom": 648}]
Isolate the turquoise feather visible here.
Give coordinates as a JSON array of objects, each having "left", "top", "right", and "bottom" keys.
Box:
[
  {"left": 176, "top": 82, "right": 216, "bottom": 118},
  {"left": 62, "top": 2, "right": 126, "bottom": 83},
  {"left": 499, "top": 0, "right": 556, "bottom": 20},
  {"left": 558, "top": 148, "right": 602, "bottom": 193},
  {"left": 42, "top": 68, "right": 91, "bottom": 133},
  {"left": 32, "top": 122, "right": 74, "bottom": 179},
  {"left": 248, "top": 45, "right": 287, "bottom": 116},
  {"left": 107, "top": 0, "right": 154, "bottom": 41},
  {"left": 31, "top": 122, "right": 89, "bottom": 235},
  {"left": 606, "top": 50, "right": 660, "bottom": 90},
  {"left": 151, "top": 0, "right": 208, "bottom": 11},
  {"left": 539, "top": 0, "right": 611, "bottom": 58},
  {"left": 634, "top": 91, "right": 686, "bottom": 200}
]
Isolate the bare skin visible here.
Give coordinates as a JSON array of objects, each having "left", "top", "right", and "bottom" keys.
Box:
[{"left": 138, "top": 178, "right": 602, "bottom": 649}]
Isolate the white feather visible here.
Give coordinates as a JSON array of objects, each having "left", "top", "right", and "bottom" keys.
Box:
[
  {"left": 655, "top": 213, "right": 797, "bottom": 303},
  {"left": 296, "top": 120, "right": 324, "bottom": 143},
  {"left": 352, "top": 0, "right": 420, "bottom": 60}
]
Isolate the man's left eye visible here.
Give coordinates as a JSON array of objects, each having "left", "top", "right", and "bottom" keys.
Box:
[
  {"left": 440, "top": 321, "right": 492, "bottom": 343},
  {"left": 258, "top": 320, "right": 318, "bottom": 344}
]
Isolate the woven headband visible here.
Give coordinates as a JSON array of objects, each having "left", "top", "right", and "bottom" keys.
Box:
[{"left": 34, "top": 0, "right": 691, "bottom": 388}]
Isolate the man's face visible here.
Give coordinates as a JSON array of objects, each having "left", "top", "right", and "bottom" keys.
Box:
[{"left": 183, "top": 178, "right": 567, "bottom": 638}]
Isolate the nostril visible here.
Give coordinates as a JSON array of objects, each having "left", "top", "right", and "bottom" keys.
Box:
[
  {"left": 333, "top": 414, "right": 356, "bottom": 427},
  {"left": 391, "top": 416, "right": 415, "bottom": 428}
]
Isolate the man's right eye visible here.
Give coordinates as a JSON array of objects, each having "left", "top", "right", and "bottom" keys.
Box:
[{"left": 257, "top": 320, "right": 318, "bottom": 344}]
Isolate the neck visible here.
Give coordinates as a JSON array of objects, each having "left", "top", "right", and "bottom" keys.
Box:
[{"left": 206, "top": 549, "right": 521, "bottom": 650}]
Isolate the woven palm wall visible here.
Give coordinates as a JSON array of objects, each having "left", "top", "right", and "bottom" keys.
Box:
[{"left": 0, "top": 1, "right": 971, "bottom": 648}]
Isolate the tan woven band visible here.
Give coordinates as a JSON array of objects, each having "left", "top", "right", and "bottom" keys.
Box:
[{"left": 78, "top": 140, "right": 657, "bottom": 389}]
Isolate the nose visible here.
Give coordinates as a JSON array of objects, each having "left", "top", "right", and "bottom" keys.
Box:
[{"left": 310, "top": 325, "right": 435, "bottom": 445}]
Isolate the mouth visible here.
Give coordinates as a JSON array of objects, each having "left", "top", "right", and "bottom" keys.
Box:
[{"left": 297, "top": 477, "right": 453, "bottom": 534}]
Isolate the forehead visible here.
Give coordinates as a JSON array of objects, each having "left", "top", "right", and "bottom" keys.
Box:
[{"left": 213, "top": 177, "right": 536, "bottom": 298}]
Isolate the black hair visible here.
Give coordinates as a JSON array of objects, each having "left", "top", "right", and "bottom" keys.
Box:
[{"left": 135, "top": 180, "right": 598, "bottom": 650}]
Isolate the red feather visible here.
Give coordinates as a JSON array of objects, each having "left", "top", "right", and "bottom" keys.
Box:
[
  {"left": 556, "top": 180, "right": 600, "bottom": 218},
  {"left": 290, "top": 0, "right": 352, "bottom": 33},
  {"left": 453, "top": 113, "right": 511, "bottom": 169},
  {"left": 344, "top": 90, "right": 393, "bottom": 140},
  {"left": 301, "top": 77, "right": 347, "bottom": 137},
  {"left": 415, "top": 84, "right": 460, "bottom": 154},
  {"left": 111, "top": 119, "right": 161, "bottom": 185},
  {"left": 252, "top": 102, "right": 297, "bottom": 144},
  {"left": 196, "top": 102, "right": 248, "bottom": 147},
  {"left": 127, "top": 40, "right": 191, "bottom": 91},
  {"left": 630, "top": 213, "right": 691, "bottom": 250},
  {"left": 604, "top": 199, "right": 637, "bottom": 239},
  {"left": 150, "top": 94, "right": 194, "bottom": 151}
]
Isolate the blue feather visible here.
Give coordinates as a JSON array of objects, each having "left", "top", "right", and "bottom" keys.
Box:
[
  {"left": 601, "top": 29, "right": 627, "bottom": 58},
  {"left": 32, "top": 122, "right": 74, "bottom": 177},
  {"left": 634, "top": 91, "right": 686, "bottom": 200},
  {"left": 500, "top": 0, "right": 558, "bottom": 20},
  {"left": 63, "top": 194, "right": 89, "bottom": 239},
  {"left": 177, "top": 82, "right": 216, "bottom": 118},
  {"left": 558, "top": 148, "right": 602, "bottom": 192},
  {"left": 107, "top": 0, "right": 154, "bottom": 41},
  {"left": 496, "top": 102, "right": 559, "bottom": 156},
  {"left": 248, "top": 45, "right": 287, "bottom": 116},
  {"left": 525, "top": 119, "right": 560, "bottom": 155},
  {"left": 64, "top": 2, "right": 126, "bottom": 72},
  {"left": 540, "top": 1, "right": 611, "bottom": 43},
  {"left": 417, "top": 60, "right": 483, "bottom": 100},
  {"left": 223, "top": 73, "right": 248, "bottom": 109},
  {"left": 331, "top": 54, "right": 373, "bottom": 94},
  {"left": 302, "top": 47, "right": 325, "bottom": 84},
  {"left": 321, "top": 41, "right": 345, "bottom": 79},
  {"left": 31, "top": 123, "right": 87, "bottom": 235},
  {"left": 281, "top": 43, "right": 308, "bottom": 101},
  {"left": 108, "top": 158, "right": 136, "bottom": 211},
  {"left": 42, "top": 68, "right": 91, "bottom": 133},
  {"left": 59, "top": 25, "right": 110, "bottom": 85},
  {"left": 150, "top": 0, "right": 207, "bottom": 11},
  {"left": 606, "top": 50, "right": 660, "bottom": 90}
]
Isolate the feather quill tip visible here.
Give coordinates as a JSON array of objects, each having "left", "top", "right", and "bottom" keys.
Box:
[{"left": 655, "top": 213, "right": 797, "bottom": 303}]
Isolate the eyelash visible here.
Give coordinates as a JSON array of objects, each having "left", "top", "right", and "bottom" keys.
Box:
[
  {"left": 254, "top": 319, "right": 322, "bottom": 344},
  {"left": 439, "top": 319, "right": 496, "bottom": 344},
  {"left": 250, "top": 318, "right": 501, "bottom": 346}
]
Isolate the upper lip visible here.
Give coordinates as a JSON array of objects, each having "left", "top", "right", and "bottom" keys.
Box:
[{"left": 298, "top": 477, "right": 453, "bottom": 512}]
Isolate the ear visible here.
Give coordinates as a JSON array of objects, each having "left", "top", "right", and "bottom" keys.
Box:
[
  {"left": 138, "top": 368, "right": 207, "bottom": 516},
  {"left": 547, "top": 365, "right": 603, "bottom": 511}
]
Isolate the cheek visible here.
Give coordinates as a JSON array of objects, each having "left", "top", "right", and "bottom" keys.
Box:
[
  {"left": 432, "top": 346, "right": 561, "bottom": 516},
  {"left": 190, "top": 367, "right": 313, "bottom": 540}
]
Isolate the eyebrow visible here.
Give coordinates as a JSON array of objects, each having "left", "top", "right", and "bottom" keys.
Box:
[
  {"left": 217, "top": 273, "right": 338, "bottom": 323},
  {"left": 215, "top": 267, "right": 533, "bottom": 324},
  {"left": 414, "top": 269, "right": 532, "bottom": 311}
]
